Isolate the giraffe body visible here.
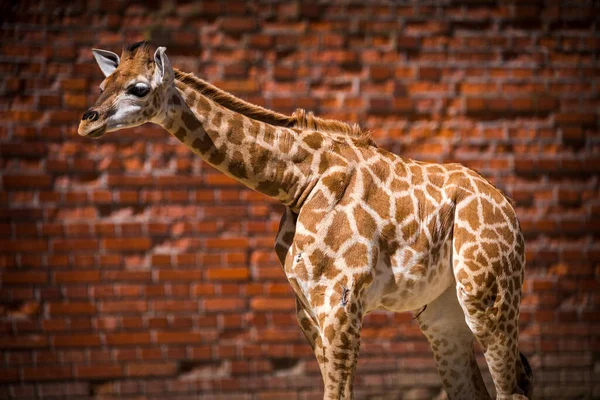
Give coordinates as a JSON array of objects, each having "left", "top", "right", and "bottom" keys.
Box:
[{"left": 79, "top": 42, "right": 533, "bottom": 400}]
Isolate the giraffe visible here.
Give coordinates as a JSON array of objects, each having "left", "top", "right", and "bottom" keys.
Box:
[{"left": 78, "top": 42, "right": 533, "bottom": 400}]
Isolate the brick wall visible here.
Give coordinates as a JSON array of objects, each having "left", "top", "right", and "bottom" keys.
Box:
[{"left": 1, "top": 1, "right": 598, "bottom": 399}]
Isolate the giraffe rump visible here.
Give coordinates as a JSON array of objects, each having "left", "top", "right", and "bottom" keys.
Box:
[{"left": 173, "top": 69, "right": 374, "bottom": 147}]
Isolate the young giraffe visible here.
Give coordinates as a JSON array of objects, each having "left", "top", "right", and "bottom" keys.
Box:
[{"left": 78, "top": 42, "right": 533, "bottom": 400}]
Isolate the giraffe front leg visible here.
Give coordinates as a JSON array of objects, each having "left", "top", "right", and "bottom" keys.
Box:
[
  {"left": 295, "top": 297, "right": 326, "bottom": 379},
  {"left": 318, "top": 292, "right": 363, "bottom": 400},
  {"left": 416, "top": 285, "right": 490, "bottom": 400}
]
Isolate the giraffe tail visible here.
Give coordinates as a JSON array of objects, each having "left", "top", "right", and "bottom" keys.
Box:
[{"left": 518, "top": 351, "right": 534, "bottom": 398}]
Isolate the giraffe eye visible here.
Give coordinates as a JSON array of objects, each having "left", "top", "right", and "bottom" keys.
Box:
[{"left": 128, "top": 83, "right": 150, "bottom": 97}]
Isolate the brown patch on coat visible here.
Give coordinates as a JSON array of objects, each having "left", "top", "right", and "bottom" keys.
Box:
[
  {"left": 324, "top": 211, "right": 352, "bottom": 252},
  {"left": 344, "top": 242, "right": 369, "bottom": 268},
  {"left": 355, "top": 204, "right": 377, "bottom": 239},
  {"left": 303, "top": 131, "right": 324, "bottom": 149}
]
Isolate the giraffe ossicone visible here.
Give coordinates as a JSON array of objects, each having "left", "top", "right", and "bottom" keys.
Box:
[{"left": 79, "top": 42, "right": 533, "bottom": 400}]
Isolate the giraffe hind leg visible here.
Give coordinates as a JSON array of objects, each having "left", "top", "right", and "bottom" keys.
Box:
[
  {"left": 416, "top": 285, "right": 490, "bottom": 400},
  {"left": 453, "top": 255, "right": 529, "bottom": 399}
]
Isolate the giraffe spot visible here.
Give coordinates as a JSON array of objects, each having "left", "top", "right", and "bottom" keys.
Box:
[
  {"left": 255, "top": 180, "right": 281, "bottom": 197},
  {"left": 456, "top": 268, "right": 468, "bottom": 285},
  {"left": 249, "top": 143, "right": 270, "bottom": 176},
  {"left": 278, "top": 129, "right": 293, "bottom": 153},
  {"left": 390, "top": 179, "right": 410, "bottom": 192},
  {"left": 324, "top": 211, "right": 352, "bottom": 252},
  {"left": 410, "top": 165, "right": 424, "bottom": 185},
  {"left": 300, "top": 209, "right": 325, "bottom": 234},
  {"left": 410, "top": 264, "right": 427, "bottom": 278},
  {"left": 182, "top": 110, "right": 201, "bottom": 131},
  {"left": 380, "top": 224, "right": 399, "bottom": 253},
  {"left": 482, "top": 242, "right": 500, "bottom": 259},
  {"left": 413, "top": 188, "right": 428, "bottom": 218},
  {"left": 257, "top": 121, "right": 275, "bottom": 145},
  {"left": 453, "top": 227, "right": 476, "bottom": 253},
  {"left": 426, "top": 183, "right": 442, "bottom": 203},
  {"left": 191, "top": 133, "right": 214, "bottom": 155},
  {"left": 465, "top": 260, "right": 481, "bottom": 272},
  {"left": 211, "top": 111, "right": 223, "bottom": 127},
  {"left": 427, "top": 165, "right": 445, "bottom": 178},
  {"left": 309, "top": 249, "right": 337, "bottom": 279},
  {"left": 174, "top": 127, "right": 187, "bottom": 142},
  {"left": 401, "top": 220, "right": 419, "bottom": 242},
  {"left": 335, "top": 308, "right": 348, "bottom": 326},
  {"left": 303, "top": 131, "right": 323, "bottom": 149},
  {"left": 228, "top": 151, "right": 248, "bottom": 179},
  {"left": 395, "top": 195, "right": 413, "bottom": 223},
  {"left": 291, "top": 146, "right": 312, "bottom": 164},
  {"left": 371, "top": 160, "right": 391, "bottom": 183},
  {"left": 318, "top": 155, "right": 330, "bottom": 174},
  {"left": 481, "top": 228, "right": 499, "bottom": 240},
  {"left": 475, "top": 252, "right": 487, "bottom": 267},
  {"left": 481, "top": 198, "right": 507, "bottom": 225},
  {"left": 354, "top": 205, "right": 376, "bottom": 239},
  {"left": 352, "top": 272, "right": 373, "bottom": 290},
  {"left": 339, "top": 333, "right": 351, "bottom": 349},
  {"left": 324, "top": 324, "right": 335, "bottom": 343},
  {"left": 344, "top": 242, "right": 368, "bottom": 268},
  {"left": 362, "top": 180, "right": 390, "bottom": 220},
  {"left": 473, "top": 272, "right": 486, "bottom": 286},
  {"left": 458, "top": 198, "right": 481, "bottom": 232},
  {"left": 309, "top": 284, "right": 327, "bottom": 307},
  {"left": 208, "top": 148, "right": 226, "bottom": 166},
  {"left": 227, "top": 114, "right": 244, "bottom": 145},
  {"left": 171, "top": 94, "right": 181, "bottom": 105},
  {"left": 323, "top": 171, "right": 350, "bottom": 198},
  {"left": 195, "top": 94, "right": 210, "bottom": 113}
]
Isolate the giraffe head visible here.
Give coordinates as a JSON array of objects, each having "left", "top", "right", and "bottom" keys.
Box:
[{"left": 78, "top": 41, "right": 174, "bottom": 138}]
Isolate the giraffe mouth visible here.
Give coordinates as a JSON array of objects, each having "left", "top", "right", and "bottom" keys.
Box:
[{"left": 86, "top": 126, "right": 106, "bottom": 138}]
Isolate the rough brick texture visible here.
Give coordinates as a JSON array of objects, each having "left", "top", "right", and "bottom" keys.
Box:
[{"left": 1, "top": 1, "right": 599, "bottom": 399}]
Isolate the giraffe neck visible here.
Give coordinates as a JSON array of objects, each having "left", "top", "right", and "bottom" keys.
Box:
[{"left": 154, "top": 81, "right": 317, "bottom": 210}]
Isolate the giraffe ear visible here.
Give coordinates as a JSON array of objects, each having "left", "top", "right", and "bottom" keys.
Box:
[
  {"left": 91, "top": 49, "right": 120, "bottom": 77},
  {"left": 153, "top": 46, "right": 174, "bottom": 84}
]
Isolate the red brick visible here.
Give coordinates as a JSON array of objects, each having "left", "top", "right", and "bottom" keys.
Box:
[
  {"left": 53, "top": 334, "right": 102, "bottom": 347},
  {"left": 52, "top": 239, "right": 99, "bottom": 252},
  {"left": 103, "top": 270, "right": 152, "bottom": 281},
  {"left": 0, "top": 335, "right": 48, "bottom": 348},
  {"left": 1, "top": 271, "right": 48, "bottom": 284},
  {"left": 251, "top": 297, "right": 295, "bottom": 312},
  {"left": 205, "top": 267, "right": 249, "bottom": 281},
  {"left": 0, "top": 240, "right": 48, "bottom": 253},
  {"left": 2, "top": 174, "right": 52, "bottom": 188},
  {"left": 156, "top": 269, "right": 202, "bottom": 281},
  {"left": 106, "top": 332, "right": 152, "bottom": 346},
  {"left": 22, "top": 366, "right": 71, "bottom": 381},
  {"left": 100, "top": 300, "right": 147, "bottom": 313},
  {"left": 47, "top": 302, "right": 96, "bottom": 315},
  {"left": 205, "top": 237, "right": 249, "bottom": 249},
  {"left": 75, "top": 364, "right": 123, "bottom": 379},
  {"left": 103, "top": 238, "right": 151, "bottom": 251},
  {"left": 152, "top": 300, "right": 197, "bottom": 312},
  {"left": 126, "top": 362, "right": 177, "bottom": 377},
  {"left": 154, "top": 331, "right": 203, "bottom": 344},
  {"left": 203, "top": 298, "right": 245, "bottom": 312}
]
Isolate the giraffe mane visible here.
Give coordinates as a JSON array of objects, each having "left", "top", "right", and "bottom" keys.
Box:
[{"left": 173, "top": 69, "right": 374, "bottom": 147}]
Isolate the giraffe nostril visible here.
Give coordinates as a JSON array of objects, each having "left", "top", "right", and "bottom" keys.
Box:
[{"left": 82, "top": 110, "right": 99, "bottom": 122}]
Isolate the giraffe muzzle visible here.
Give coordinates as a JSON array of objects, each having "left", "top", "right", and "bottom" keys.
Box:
[{"left": 82, "top": 109, "right": 99, "bottom": 122}]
